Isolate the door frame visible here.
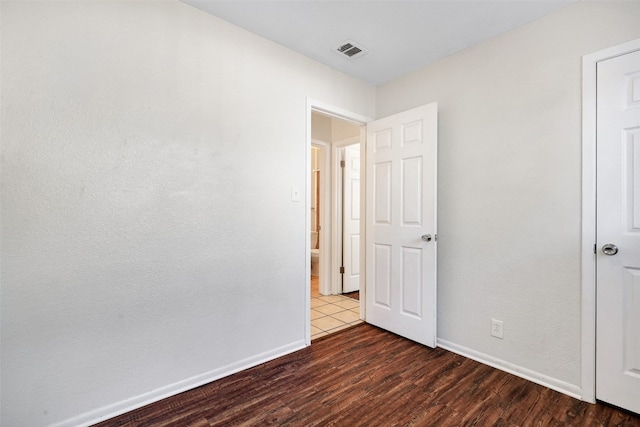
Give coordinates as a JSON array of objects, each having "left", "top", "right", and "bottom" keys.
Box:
[
  {"left": 305, "top": 98, "right": 372, "bottom": 345},
  {"left": 581, "top": 37, "right": 640, "bottom": 404}
]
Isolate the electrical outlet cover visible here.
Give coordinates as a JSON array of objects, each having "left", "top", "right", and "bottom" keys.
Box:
[{"left": 491, "top": 319, "right": 504, "bottom": 339}]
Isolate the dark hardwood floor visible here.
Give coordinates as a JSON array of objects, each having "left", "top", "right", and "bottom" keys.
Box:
[
  {"left": 342, "top": 290, "right": 359, "bottom": 301},
  {"left": 95, "top": 324, "right": 640, "bottom": 426}
]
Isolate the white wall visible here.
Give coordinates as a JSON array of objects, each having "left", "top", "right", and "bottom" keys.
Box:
[
  {"left": 0, "top": 1, "right": 374, "bottom": 425},
  {"left": 377, "top": 0, "right": 640, "bottom": 395}
]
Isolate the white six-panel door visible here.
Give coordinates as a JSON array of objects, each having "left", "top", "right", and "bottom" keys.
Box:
[
  {"left": 596, "top": 49, "right": 640, "bottom": 414},
  {"left": 343, "top": 144, "right": 361, "bottom": 293},
  {"left": 365, "top": 103, "right": 437, "bottom": 347}
]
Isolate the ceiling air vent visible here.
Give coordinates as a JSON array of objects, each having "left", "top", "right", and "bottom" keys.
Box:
[{"left": 334, "top": 40, "right": 369, "bottom": 61}]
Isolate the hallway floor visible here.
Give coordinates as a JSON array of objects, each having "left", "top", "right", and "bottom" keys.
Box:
[{"left": 311, "top": 276, "right": 362, "bottom": 340}]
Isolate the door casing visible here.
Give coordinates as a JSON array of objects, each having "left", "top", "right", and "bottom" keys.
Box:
[
  {"left": 305, "top": 98, "right": 372, "bottom": 346},
  {"left": 581, "top": 37, "right": 640, "bottom": 404}
]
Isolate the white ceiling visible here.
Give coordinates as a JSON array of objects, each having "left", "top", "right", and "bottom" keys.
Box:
[{"left": 182, "top": 0, "right": 577, "bottom": 86}]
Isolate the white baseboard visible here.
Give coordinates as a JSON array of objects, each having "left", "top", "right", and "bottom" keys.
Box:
[
  {"left": 52, "top": 340, "right": 307, "bottom": 427},
  {"left": 53, "top": 337, "right": 584, "bottom": 426},
  {"left": 436, "top": 338, "right": 582, "bottom": 400}
]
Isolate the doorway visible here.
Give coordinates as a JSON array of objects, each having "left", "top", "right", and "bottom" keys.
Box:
[
  {"left": 305, "top": 100, "right": 439, "bottom": 348},
  {"left": 308, "top": 106, "right": 367, "bottom": 342}
]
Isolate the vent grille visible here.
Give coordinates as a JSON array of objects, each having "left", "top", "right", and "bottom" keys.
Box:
[
  {"left": 337, "top": 43, "right": 360, "bottom": 57},
  {"left": 334, "top": 40, "right": 369, "bottom": 60}
]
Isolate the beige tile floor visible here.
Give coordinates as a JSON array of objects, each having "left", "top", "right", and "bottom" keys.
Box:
[{"left": 311, "top": 276, "right": 363, "bottom": 340}]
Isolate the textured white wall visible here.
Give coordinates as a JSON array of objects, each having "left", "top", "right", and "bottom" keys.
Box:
[
  {"left": 377, "top": 1, "right": 640, "bottom": 393},
  {"left": 0, "top": 1, "right": 374, "bottom": 425}
]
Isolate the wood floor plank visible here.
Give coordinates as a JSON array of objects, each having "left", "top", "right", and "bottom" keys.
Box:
[{"left": 94, "top": 324, "right": 640, "bottom": 427}]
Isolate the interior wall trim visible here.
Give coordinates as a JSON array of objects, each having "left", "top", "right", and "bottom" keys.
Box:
[
  {"left": 437, "top": 338, "right": 582, "bottom": 400},
  {"left": 52, "top": 341, "right": 306, "bottom": 427}
]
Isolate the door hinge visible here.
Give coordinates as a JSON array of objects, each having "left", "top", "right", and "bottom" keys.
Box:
[
  {"left": 594, "top": 243, "right": 597, "bottom": 254},
  {"left": 339, "top": 266, "right": 345, "bottom": 274},
  {"left": 340, "top": 160, "right": 346, "bottom": 168}
]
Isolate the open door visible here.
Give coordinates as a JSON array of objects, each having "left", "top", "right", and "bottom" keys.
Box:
[
  {"left": 342, "top": 144, "right": 361, "bottom": 293},
  {"left": 365, "top": 103, "right": 438, "bottom": 347},
  {"left": 595, "top": 48, "right": 640, "bottom": 414}
]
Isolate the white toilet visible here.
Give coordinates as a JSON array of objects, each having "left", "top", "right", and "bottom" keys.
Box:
[{"left": 310, "top": 231, "right": 319, "bottom": 276}]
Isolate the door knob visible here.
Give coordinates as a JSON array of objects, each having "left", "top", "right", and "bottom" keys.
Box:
[
  {"left": 602, "top": 244, "right": 618, "bottom": 256},
  {"left": 421, "top": 234, "right": 432, "bottom": 242}
]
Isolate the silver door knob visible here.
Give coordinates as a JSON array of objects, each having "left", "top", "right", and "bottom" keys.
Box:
[
  {"left": 602, "top": 244, "right": 618, "bottom": 256},
  {"left": 421, "top": 234, "right": 432, "bottom": 242}
]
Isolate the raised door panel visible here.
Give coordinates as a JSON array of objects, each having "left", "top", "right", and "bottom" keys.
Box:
[
  {"left": 374, "top": 161, "right": 392, "bottom": 225},
  {"left": 402, "top": 157, "right": 422, "bottom": 227},
  {"left": 401, "top": 246, "right": 422, "bottom": 318},
  {"left": 373, "top": 244, "right": 392, "bottom": 308}
]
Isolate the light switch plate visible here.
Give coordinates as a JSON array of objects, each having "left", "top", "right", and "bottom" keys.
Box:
[{"left": 291, "top": 185, "right": 301, "bottom": 202}]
